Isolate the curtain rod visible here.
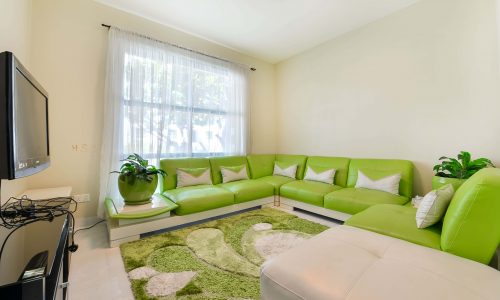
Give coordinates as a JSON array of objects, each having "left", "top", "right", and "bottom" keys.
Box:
[{"left": 101, "top": 24, "right": 256, "bottom": 71}]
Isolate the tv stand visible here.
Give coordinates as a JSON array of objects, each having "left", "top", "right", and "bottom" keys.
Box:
[{"left": 0, "top": 187, "right": 73, "bottom": 300}]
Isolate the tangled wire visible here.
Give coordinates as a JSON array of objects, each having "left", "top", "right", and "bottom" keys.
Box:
[{"left": 0, "top": 196, "right": 78, "bottom": 265}]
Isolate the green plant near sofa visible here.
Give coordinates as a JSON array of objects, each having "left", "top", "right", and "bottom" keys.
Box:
[
  {"left": 432, "top": 151, "right": 495, "bottom": 190},
  {"left": 113, "top": 153, "right": 167, "bottom": 205}
]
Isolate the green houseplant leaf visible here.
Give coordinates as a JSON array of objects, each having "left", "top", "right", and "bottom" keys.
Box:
[{"left": 433, "top": 151, "right": 495, "bottom": 179}]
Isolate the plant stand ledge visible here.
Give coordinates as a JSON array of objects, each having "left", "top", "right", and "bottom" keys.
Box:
[
  {"left": 105, "top": 195, "right": 275, "bottom": 247},
  {"left": 105, "top": 194, "right": 178, "bottom": 222},
  {"left": 105, "top": 194, "right": 178, "bottom": 246}
]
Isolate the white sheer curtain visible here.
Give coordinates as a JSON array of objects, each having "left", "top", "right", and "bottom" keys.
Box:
[{"left": 98, "top": 28, "right": 249, "bottom": 217}]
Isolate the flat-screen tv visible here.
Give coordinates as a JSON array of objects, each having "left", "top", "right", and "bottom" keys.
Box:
[{"left": 0, "top": 51, "right": 50, "bottom": 180}]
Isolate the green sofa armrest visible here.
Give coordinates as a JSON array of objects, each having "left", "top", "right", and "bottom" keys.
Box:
[{"left": 441, "top": 168, "right": 500, "bottom": 264}]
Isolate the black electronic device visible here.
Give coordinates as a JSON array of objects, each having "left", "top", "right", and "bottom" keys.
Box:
[{"left": 0, "top": 51, "right": 50, "bottom": 180}]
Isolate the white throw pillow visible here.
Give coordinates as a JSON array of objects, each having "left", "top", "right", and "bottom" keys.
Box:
[
  {"left": 221, "top": 165, "right": 249, "bottom": 183},
  {"left": 303, "top": 166, "right": 336, "bottom": 184},
  {"left": 176, "top": 168, "right": 212, "bottom": 188},
  {"left": 416, "top": 184, "right": 454, "bottom": 228},
  {"left": 273, "top": 163, "right": 297, "bottom": 179},
  {"left": 355, "top": 171, "right": 401, "bottom": 195}
]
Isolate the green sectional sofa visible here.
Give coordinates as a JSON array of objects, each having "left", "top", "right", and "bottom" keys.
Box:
[
  {"left": 108, "top": 153, "right": 499, "bottom": 266},
  {"left": 346, "top": 168, "right": 500, "bottom": 264},
  {"left": 157, "top": 154, "right": 499, "bottom": 264},
  {"left": 159, "top": 154, "right": 414, "bottom": 222}
]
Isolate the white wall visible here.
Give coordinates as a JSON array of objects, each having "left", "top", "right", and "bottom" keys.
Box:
[
  {"left": 0, "top": 0, "right": 32, "bottom": 285},
  {"left": 276, "top": 0, "right": 500, "bottom": 195},
  {"left": 27, "top": 0, "right": 277, "bottom": 217}
]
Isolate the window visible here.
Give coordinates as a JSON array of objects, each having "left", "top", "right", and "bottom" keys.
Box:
[
  {"left": 121, "top": 51, "right": 248, "bottom": 161},
  {"left": 98, "top": 28, "right": 249, "bottom": 216}
]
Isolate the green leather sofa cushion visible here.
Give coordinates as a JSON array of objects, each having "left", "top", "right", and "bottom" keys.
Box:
[
  {"left": 275, "top": 154, "right": 308, "bottom": 179},
  {"left": 345, "top": 204, "right": 441, "bottom": 250},
  {"left": 305, "top": 156, "right": 350, "bottom": 187},
  {"left": 163, "top": 185, "right": 234, "bottom": 216},
  {"left": 255, "top": 175, "right": 295, "bottom": 195},
  {"left": 209, "top": 156, "right": 248, "bottom": 184},
  {"left": 441, "top": 168, "right": 500, "bottom": 264},
  {"left": 218, "top": 180, "right": 274, "bottom": 203},
  {"left": 160, "top": 158, "right": 211, "bottom": 191},
  {"left": 280, "top": 180, "right": 342, "bottom": 207},
  {"left": 247, "top": 154, "right": 276, "bottom": 179},
  {"left": 347, "top": 159, "right": 414, "bottom": 198},
  {"left": 324, "top": 188, "right": 409, "bottom": 215}
]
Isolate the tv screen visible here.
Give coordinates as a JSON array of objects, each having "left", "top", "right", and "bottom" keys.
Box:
[{"left": 0, "top": 51, "right": 50, "bottom": 179}]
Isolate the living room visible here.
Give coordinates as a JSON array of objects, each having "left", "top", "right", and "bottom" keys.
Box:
[{"left": 0, "top": 0, "right": 499, "bottom": 299}]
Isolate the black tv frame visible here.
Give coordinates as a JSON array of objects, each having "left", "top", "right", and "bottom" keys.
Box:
[{"left": 0, "top": 51, "right": 50, "bottom": 180}]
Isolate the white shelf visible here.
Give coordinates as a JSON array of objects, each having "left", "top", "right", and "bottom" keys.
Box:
[{"left": 18, "top": 186, "right": 72, "bottom": 200}]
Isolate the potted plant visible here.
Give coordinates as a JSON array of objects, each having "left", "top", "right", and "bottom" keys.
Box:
[
  {"left": 432, "top": 151, "right": 494, "bottom": 191},
  {"left": 112, "top": 153, "right": 167, "bottom": 205}
]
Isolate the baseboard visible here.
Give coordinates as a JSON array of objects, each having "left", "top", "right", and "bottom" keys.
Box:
[{"left": 74, "top": 216, "right": 103, "bottom": 229}]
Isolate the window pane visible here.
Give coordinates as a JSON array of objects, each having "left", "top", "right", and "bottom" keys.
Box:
[
  {"left": 192, "top": 112, "right": 226, "bottom": 155},
  {"left": 120, "top": 50, "right": 246, "bottom": 160},
  {"left": 164, "top": 109, "right": 190, "bottom": 156},
  {"left": 192, "top": 69, "right": 230, "bottom": 111}
]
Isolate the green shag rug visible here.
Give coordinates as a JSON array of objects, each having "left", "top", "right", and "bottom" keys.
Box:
[{"left": 120, "top": 208, "right": 329, "bottom": 300}]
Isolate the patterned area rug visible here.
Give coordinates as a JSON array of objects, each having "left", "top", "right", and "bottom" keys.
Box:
[{"left": 120, "top": 208, "right": 328, "bottom": 300}]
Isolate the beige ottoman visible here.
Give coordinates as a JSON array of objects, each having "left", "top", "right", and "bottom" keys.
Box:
[{"left": 261, "top": 226, "right": 500, "bottom": 300}]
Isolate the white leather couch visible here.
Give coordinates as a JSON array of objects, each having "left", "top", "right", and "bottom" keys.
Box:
[{"left": 261, "top": 226, "right": 500, "bottom": 300}]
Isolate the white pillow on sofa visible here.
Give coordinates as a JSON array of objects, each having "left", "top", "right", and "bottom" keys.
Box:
[
  {"left": 273, "top": 163, "right": 297, "bottom": 179},
  {"left": 303, "top": 166, "right": 336, "bottom": 184},
  {"left": 221, "top": 165, "right": 249, "bottom": 183},
  {"left": 355, "top": 171, "right": 401, "bottom": 195},
  {"left": 416, "top": 184, "right": 454, "bottom": 228},
  {"left": 176, "top": 168, "right": 212, "bottom": 188}
]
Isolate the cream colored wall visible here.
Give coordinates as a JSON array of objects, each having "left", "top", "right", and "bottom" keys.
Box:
[
  {"left": 0, "top": 0, "right": 32, "bottom": 202},
  {"left": 276, "top": 0, "right": 500, "bottom": 195},
  {"left": 0, "top": 0, "right": 33, "bottom": 285},
  {"left": 27, "top": 0, "right": 277, "bottom": 217}
]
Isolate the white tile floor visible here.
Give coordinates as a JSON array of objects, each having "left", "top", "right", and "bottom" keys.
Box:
[{"left": 68, "top": 206, "right": 340, "bottom": 300}]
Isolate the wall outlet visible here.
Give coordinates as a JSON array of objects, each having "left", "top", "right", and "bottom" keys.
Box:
[{"left": 73, "top": 194, "right": 90, "bottom": 203}]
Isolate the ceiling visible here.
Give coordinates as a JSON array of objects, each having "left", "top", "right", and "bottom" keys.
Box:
[{"left": 95, "top": 0, "right": 419, "bottom": 63}]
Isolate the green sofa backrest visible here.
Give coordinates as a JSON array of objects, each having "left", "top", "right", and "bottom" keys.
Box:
[
  {"left": 441, "top": 168, "right": 500, "bottom": 264},
  {"left": 209, "top": 156, "right": 249, "bottom": 184},
  {"left": 305, "top": 156, "right": 351, "bottom": 187},
  {"left": 275, "top": 154, "right": 308, "bottom": 180},
  {"left": 159, "top": 158, "right": 211, "bottom": 192},
  {"left": 347, "top": 159, "right": 414, "bottom": 198},
  {"left": 247, "top": 154, "right": 276, "bottom": 179}
]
